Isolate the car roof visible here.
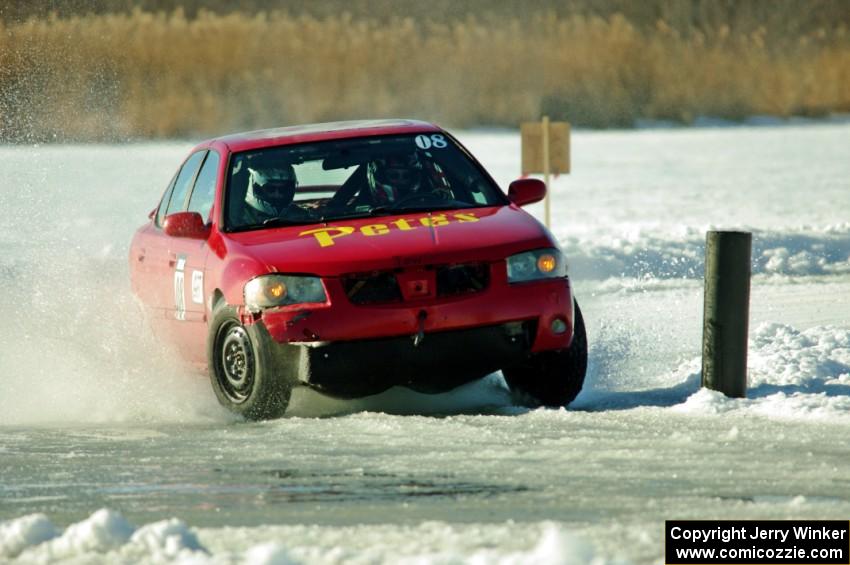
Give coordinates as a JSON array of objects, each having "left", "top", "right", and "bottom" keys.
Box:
[{"left": 207, "top": 119, "right": 443, "bottom": 154}]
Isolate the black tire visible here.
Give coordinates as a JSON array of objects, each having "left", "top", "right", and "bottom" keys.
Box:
[
  {"left": 207, "top": 302, "right": 291, "bottom": 420},
  {"left": 503, "top": 300, "right": 588, "bottom": 408}
]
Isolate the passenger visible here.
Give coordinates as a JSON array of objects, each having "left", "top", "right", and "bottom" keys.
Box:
[{"left": 366, "top": 153, "right": 452, "bottom": 205}]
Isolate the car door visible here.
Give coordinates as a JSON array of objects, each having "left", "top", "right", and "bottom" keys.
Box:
[
  {"left": 179, "top": 148, "right": 220, "bottom": 323},
  {"left": 141, "top": 150, "right": 207, "bottom": 358},
  {"left": 168, "top": 150, "right": 221, "bottom": 323},
  {"left": 160, "top": 150, "right": 225, "bottom": 366}
]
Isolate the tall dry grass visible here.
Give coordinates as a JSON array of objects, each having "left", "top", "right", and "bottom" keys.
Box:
[{"left": 1, "top": 9, "right": 849, "bottom": 141}]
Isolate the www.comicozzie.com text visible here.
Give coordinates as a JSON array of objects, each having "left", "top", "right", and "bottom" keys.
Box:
[{"left": 670, "top": 525, "right": 848, "bottom": 544}]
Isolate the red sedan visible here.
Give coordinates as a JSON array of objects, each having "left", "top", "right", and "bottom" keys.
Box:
[{"left": 129, "top": 120, "right": 587, "bottom": 419}]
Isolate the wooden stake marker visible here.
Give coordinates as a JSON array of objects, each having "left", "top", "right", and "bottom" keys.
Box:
[
  {"left": 701, "top": 230, "right": 752, "bottom": 398},
  {"left": 521, "top": 117, "right": 570, "bottom": 228}
]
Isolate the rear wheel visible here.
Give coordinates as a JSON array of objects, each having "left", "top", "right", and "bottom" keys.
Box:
[
  {"left": 503, "top": 300, "right": 588, "bottom": 407},
  {"left": 208, "top": 302, "right": 291, "bottom": 420}
]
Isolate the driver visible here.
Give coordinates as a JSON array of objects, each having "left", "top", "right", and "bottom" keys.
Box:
[{"left": 242, "top": 160, "right": 308, "bottom": 225}]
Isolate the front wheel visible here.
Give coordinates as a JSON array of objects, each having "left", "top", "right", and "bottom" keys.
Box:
[
  {"left": 503, "top": 300, "right": 588, "bottom": 408},
  {"left": 207, "top": 302, "right": 291, "bottom": 420}
]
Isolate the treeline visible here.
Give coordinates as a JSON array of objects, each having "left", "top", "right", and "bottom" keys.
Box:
[{"left": 1, "top": 3, "right": 849, "bottom": 141}]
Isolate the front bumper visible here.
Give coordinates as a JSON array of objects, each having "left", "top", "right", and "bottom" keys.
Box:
[
  {"left": 243, "top": 268, "right": 575, "bottom": 398},
  {"left": 251, "top": 263, "right": 575, "bottom": 353}
]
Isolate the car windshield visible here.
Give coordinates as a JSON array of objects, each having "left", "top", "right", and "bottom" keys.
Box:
[{"left": 224, "top": 133, "right": 507, "bottom": 231}]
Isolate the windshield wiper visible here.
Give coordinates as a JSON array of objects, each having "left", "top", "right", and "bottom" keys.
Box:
[
  {"left": 315, "top": 209, "right": 380, "bottom": 223},
  {"left": 368, "top": 202, "right": 475, "bottom": 216},
  {"left": 259, "top": 216, "right": 313, "bottom": 228}
]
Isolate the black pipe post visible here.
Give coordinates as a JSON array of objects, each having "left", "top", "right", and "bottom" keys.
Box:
[{"left": 701, "top": 231, "right": 752, "bottom": 398}]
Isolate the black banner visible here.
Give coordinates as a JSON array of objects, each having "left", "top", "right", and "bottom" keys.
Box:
[{"left": 666, "top": 520, "right": 849, "bottom": 564}]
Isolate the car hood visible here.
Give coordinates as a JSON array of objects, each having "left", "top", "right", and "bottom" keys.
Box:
[{"left": 223, "top": 205, "right": 555, "bottom": 276}]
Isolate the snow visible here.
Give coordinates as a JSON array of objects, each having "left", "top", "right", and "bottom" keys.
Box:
[
  {"left": 1, "top": 512, "right": 605, "bottom": 564},
  {"left": 2, "top": 510, "right": 207, "bottom": 563},
  {"left": 0, "top": 513, "right": 57, "bottom": 559},
  {"left": 24, "top": 508, "right": 134, "bottom": 560},
  {"left": 130, "top": 518, "right": 207, "bottom": 559},
  {"left": 1, "top": 122, "right": 849, "bottom": 564},
  {"left": 667, "top": 323, "right": 850, "bottom": 422}
]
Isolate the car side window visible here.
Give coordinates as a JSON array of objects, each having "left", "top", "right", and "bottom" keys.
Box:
[
  {"left": 187, "top": 150, "right": 220, "bottom": 222},
  {"left": 155, "top": 174, "right": 178, "bottom": 227},
  {"left": 164, "top": 150, "right": 207, "bottom": 218}
]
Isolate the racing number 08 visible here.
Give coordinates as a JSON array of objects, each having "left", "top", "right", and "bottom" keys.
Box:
[{"left": 415, "top": 134, "right": 448, "bottom": 150}]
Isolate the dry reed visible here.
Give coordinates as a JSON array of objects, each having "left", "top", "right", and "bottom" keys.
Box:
[{"left": 1, "top": 9, "right": 849, "bottom": 141}]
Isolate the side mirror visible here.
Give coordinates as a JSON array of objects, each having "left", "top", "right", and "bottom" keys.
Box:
[
  {"left": 163, "top": 211, "right": 210, "bottom": 240},
  {"left": 508, "top": 178, "right": 546, "bottom": 207}
]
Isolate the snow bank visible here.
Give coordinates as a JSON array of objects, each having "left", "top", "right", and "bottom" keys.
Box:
[
  {"left": 674, "top": 323, "right": 850, "bottom": 421},
  {"left": 461, "top": 523, "right": 598, "bottom": 565},
  {"left": 579, "top": 320, "right": 850, "bottom": 421},
  {"left": 0, "top": 513, "right": 57, "bottom": 559},
  {"left": 244, "top": 542, "right": 300, "bottom": 565},
  {"left": 558, "top": 224, "right": 850, "bottom": 282},
  {"left": 130, "top": 518, "right": 208, "bottom": 559},
  {"left": 32, "top": 509, "right": 134, "bottom": 559},
  {"left": 231, "top": 521, "right": 606, "bottom": 565},
  {"left": 2, "top": 509, "right": 207, "bottom": 563},
  {"left": 1, "top": 512, "right": 607, "bottom": 564},
  {"left": 750, "top": 323, "right": 850, "bottom": 388}
]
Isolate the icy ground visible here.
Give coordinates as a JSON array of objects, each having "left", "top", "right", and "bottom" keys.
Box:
[{"left": 1, "top": 123, "right": 849, "bottom": 564}]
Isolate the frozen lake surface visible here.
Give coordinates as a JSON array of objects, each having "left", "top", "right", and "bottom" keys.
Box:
[{"left": 1, "top": 123, "right": 849, "bottom": 564}]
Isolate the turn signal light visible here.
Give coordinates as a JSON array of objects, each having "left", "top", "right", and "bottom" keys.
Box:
[
  {"left": 537, "top": 254, "right": 557, "bottom": 273},
  {"left": 506, "top": 248, "right": 567, "bottom": 283}
]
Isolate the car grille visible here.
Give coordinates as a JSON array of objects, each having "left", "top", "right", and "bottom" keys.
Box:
[
  {"left": 342, "top": 271, "right": 403, "bottom": 305},
  {"left": 436, "top": 262, "right": 490, "bottom": 297},
  {"left": 342, "top": 262, "right": 490, "bottom": 305}
]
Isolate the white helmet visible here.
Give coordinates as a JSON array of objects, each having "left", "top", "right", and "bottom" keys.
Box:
[{"left": 245, "top": 161, "right": 297, "bottom": 215}]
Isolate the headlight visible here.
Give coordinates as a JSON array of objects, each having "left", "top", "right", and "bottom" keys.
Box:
[
  {"left": 244, "top": 275, "right": 327, "bottom": 311},
  {"left": 506, "top": 248, "right": 567, "bottom": 283}
]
